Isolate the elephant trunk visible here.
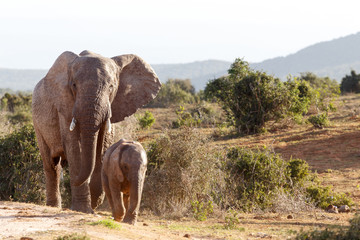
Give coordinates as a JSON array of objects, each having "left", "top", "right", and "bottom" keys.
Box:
[
  {"left": 73, "top": 127, "right": 99, "bottom": 186},
  {"left": 72, "top": 98, "right": 111, "bottom": 187}
]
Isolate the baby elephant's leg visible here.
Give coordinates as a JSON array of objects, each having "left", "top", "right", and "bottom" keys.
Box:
[{"left": 109, "top": 183, "right": 126, "bottom": 221}]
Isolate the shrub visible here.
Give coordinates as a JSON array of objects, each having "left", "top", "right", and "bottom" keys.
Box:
[
  {"left": 224, "top": 209, "right": 241, "bottom": 229},
  {"left": 0, "top": 124, "right": 45, "bottom": 203},
  {"left": 172, "top": 106, "right": 201, "bottom": 128},
  {"left": 306, "top": 185, "right": 353, "bottom": 209},
  {"left": 340, "top": 70, "right": 360, "bottom": 94},
  {"left": 142, "top": 128, "right": 220, "bottom": 216},
  {"left": 300, "top": 72, "right": 340, "bottom": 112},
  {"left": 147, "top": 79, "right": 197, "bottom": 107},
  {"left": 287, "top": 158, "right": 309, "bottom": 186},
  {"left": 138, "top": 110, "right": 155, "bottom": 129},
  {"left": 221, "top": 147, "right": 292, "bottom": 211},
  {"left": 220, "top": 147, "right": 353, "bottom": 212},
  {"left": 205, "top": 59, "right": 313, "bottom": 134},
  {"left": 308, "top": 113, "right": 329, "bottom": 129},
  {"left": 191, "top": 200, "right": 214, "bottom": 221},
  {"left": 284, "top": 78, "right": 313, "bottom": 123}
]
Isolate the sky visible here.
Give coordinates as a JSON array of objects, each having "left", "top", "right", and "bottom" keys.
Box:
[{"left": 0, "top": 0, "right": 359, "bottom": 69}]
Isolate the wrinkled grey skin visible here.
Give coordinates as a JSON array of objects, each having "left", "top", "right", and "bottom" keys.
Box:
[
  {"left": 32, "top": 51, "right": 160, "bottom": 213},
  {"left": 102, "top": 139, "right": 147, "bottom": 225}
]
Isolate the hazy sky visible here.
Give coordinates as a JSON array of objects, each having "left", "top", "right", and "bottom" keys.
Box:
[{"left": 1, "top": 0, "right": 359, "bottom": 69}]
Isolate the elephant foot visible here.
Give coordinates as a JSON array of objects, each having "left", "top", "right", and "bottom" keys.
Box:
[
  {"left": 123, "top": 216, "right": 136, "bottom": 225},
  {"left": 71, "top": 203, "right": 94, "bottom": 214},
  {"left": 113, "top": 217, "right": 124, "bottom": 222},
  {"left": 46, "top": 199, "right": 61, "bottom": 208},
  {"left": 91, "top": 191, "right": 105, "bottom": 210}
]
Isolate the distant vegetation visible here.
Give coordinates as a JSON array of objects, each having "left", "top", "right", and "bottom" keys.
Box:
[
  {"left": 340, "top": 70, "right": 360, "bottom": 94},
  {"left": 0, "top": 92, "right": 32, "bottom": 125},
  {"left": 147, "top": 78, "right": 200, "bottom": 107}
]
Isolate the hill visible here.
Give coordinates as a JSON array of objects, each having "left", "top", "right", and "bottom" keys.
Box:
[
  {"left": 1, "top": 32, "right": 360, "bottom": 92},
  {"left": 251, "top": 32, "right": 360, "bottom": 80},
  {"left": 0, "top": 68, "right": 46, "bottom": 92},
  {"left": 0, "top": 60, "right": 231, "bottom": 92},
  {"left": 152, "top": 60, "right": 231, "bottom": 91}
]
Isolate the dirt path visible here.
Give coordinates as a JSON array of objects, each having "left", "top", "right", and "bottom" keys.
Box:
[
  {"left": 0, "top": 201, "right": 185, "bottom": 240},
  {"left": 1, "top": 200, "right": 357, "bottom": 240}
]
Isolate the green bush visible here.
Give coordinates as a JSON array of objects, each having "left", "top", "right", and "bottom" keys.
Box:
[
  {"left": 220, "top": 147, "right": 353, "bottom": 212},
  {"left": 340, "top": 70, "right": 360, "bottom": 94},
  {"left": 0, "top": 124, "right": 45, "bottom": 203},
  {"left": 284, "top": 78, "right": 313, "bottom": 123},
  {"left": 222, "top": 147, "right": 292, "bottom": 211},
  {"left": 172, "top": 106, "right": 202, "bottom": 128},
  {"left": 138, "top": 110, "right": 155, "bottom": 129},
  {"left": 205, "top": 59, "right": 314, "bottom": 134},
  {"left": 191, "top": 200, "right": 214, "bottom": 221},
  {"left": 306, "top": 185, "right": 353, "bottom": 209},
  {"left": 224, "top": 209, "right": 241, "bottom": 230},
  {"left": 287, "top": 158, "right": 309, "bottom": 186},
  {"left": 143, "top": 128, "right": 219, "bottom": 216},
  {"left": 308, "top": 113, "right": 329, "bottom": 129},
  {"left": 300, "top": 72, "right": 340, "bottom": 112},
  {"left": 147, "top": 79, "right": 198, "bottom": 107}
]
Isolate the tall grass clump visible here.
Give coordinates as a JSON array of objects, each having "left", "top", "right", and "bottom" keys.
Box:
[
  {"left": 0, "top": 124, "right": 45, "bottom": 203},
  {"left": 142, "top": 128, "right": 220, "bottom": 217}
]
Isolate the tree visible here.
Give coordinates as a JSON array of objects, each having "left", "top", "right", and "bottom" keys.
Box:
[{"left": 340, "top": 70, "right": 360, "bottom": 94}]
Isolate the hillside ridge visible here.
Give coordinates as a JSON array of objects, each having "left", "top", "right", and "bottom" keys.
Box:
[{"left": 1, "top": 32, "right": 360, "bottom": 91}]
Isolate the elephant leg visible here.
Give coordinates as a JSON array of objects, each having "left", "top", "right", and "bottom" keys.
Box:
[
  {"left": 109, "top": 182, "right": 125, "bottom": 222},
  {"left": 102, "top": 172, "right": 114, "bottom": 212},
  {"left": 36, "top": 132, "right": 61, "bottom": 207},
  {"left": 62, "top": 130, "right": 93, "bottom": 213}
]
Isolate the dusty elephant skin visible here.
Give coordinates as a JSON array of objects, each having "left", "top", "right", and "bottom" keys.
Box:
[
  {"left": 102, "top": 139, "right": 147, "bottom": 225},
  {"left": 32, "top": 50, "right": 161, "bottom": 213}
]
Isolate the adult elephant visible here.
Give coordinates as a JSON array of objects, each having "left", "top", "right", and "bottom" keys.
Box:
[{"left": 32, "top": 50, "right": 161, "bottom": 213}]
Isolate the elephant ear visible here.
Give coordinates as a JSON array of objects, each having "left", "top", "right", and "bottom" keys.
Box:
[
  {"left": 110, "top": 54, "right": 161, "bottom": 123},
  {"left": 44, "top": 51, "right": 78, "bottom": 88},
  {"left": 43, "top": 51, "right": 78, "bottom": 109}
]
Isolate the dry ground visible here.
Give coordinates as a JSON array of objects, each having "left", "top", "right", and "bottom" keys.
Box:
[
  {"left": 0, "top": 200, "right": 356, "bottom": 240},
  {"left": 2, "top": 94, "right": 360, "bottom": 239}
]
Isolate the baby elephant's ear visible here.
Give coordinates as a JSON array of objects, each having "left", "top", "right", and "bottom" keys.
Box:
[{"left": 111, "top": 54, "right": 161, "bottom": 123}]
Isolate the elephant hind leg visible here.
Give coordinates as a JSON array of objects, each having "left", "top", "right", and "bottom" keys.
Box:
[{"left": 108, "top": 181, "right": 125, "bottom": 222}]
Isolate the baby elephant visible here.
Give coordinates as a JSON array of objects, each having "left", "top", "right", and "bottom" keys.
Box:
[{"left": 102, "top": 139, "right": 147, "bottom": 225}]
